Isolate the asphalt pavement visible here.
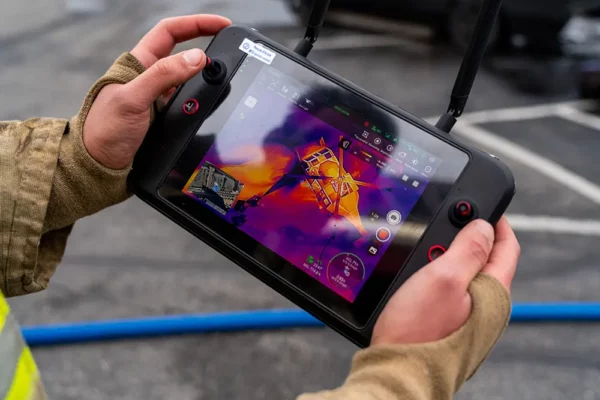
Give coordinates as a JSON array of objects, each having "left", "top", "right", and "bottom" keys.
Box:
[{"left": 2, "top": 1, "right": 600, "bottom": 399}]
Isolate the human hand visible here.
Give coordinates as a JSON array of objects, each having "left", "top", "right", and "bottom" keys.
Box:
[
  {"left": 372, "top": 217, "right": 520, "bottom": 345},
  {"left": 82, "top": 14, "right": 231, "bottom": 170}
]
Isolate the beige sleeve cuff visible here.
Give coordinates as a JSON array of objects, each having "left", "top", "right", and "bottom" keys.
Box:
[
  {"left": 1, "top": 53, "right": 147, "bottom": 296},
  {"left": 297, "top": 274, "right": 511, "bottom": 400},
  {"left": 43, "top": 52, "right": 147, "bottom": 233},
  {"left": 1, "top": 119, "right": 69, "bottom": 296}
]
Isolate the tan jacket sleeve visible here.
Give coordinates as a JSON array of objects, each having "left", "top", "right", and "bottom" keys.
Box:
[
  {"left": 298, "top": 274, "right": 511, "bottom": 400},
  {"left": 0, "top": 51, "right": 511, "bottom": 400},
  {"left": 0, "top": 53, "right": 146, "bottom": 297}
]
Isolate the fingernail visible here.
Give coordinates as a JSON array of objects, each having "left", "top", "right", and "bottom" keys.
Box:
[
  {"left": 473, "top": 220, "right": 494, "bottom": 246},
  {"left": 184, "top": 49, "right": 204, "bottom": 67}
]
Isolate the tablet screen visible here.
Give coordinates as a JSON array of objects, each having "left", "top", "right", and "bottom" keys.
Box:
[{"left": 159, "top": 42, "right": 469, "bottom": 323}]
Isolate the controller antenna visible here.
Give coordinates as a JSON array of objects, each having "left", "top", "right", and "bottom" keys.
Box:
[
  {"left": 435, "top": 0, "right": 504, "bottom": 133},
  {"left": 294, "top": 0, "right": 332, "bottom": 57}
]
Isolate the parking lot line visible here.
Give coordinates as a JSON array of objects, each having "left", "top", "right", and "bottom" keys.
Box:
[
  {"left": 556, "top": 105, "right": 600, "bottom": 131},
  {"left": 459, "top": 100, "right": 596, "bottom": 125},
  {"left": 506, "top": 214, "right": 600, "bottom": 236},
  {"left": 453, "top": 122, "right": 600, "bottom": 205}
]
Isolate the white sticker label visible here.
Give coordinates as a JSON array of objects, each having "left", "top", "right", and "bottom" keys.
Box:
[{"left": 239, "top": 38, "right": 276, "bottom": 65}]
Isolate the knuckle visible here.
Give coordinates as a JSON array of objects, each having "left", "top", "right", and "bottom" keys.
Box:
[
  {"left": 153, "top": 59, "right": 172, "bottom": 78},
  {"left": 156, "top": 18, "right": 172, "bottom": 30}
]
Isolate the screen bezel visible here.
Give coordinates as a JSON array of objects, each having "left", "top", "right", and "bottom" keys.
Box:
[{"left": 157, "top": 42, "right": 470, "bottom": 328}]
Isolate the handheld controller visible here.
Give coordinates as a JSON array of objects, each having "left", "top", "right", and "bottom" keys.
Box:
[{"left": 128, "top": 0, "right": 514, "bottom": 347}]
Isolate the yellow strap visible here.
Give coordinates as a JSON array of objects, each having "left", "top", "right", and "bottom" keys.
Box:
[
  {"left": 5, "top": 347, "right": 41, "bottom": 400},
  {"left": 0, "top": 294, "right": 9, "bottom": 333}
]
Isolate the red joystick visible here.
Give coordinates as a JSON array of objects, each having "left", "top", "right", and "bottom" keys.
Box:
[{"left": 455, "top": 201, "right": 473, "bottom": 220}]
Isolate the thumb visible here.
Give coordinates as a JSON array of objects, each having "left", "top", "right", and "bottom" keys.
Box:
[
  {"left": 431, "top": 219, "right": 495, "bottom": 288},
  {"left": 125, "top": 48, "right": 206, "bottom": 109}
]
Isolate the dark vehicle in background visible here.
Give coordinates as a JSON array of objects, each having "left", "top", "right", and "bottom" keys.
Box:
[
  {"left": 560, "top": 4, "right": 600, "bottom": 98},
  {"left": 286, "top": 0, "right": 578, "bottom": 56}
]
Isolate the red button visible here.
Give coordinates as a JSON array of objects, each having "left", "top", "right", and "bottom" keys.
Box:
[
  {"left": 183, "top": 99, "right": 199, "bottom": 115},
  {"left": 455, "top": 201, "right": 473, "bottom": 219},
  {"left": 376, "top": 227, "right": 391, "bottom": 242},
  {"left": 428, "top": 245, "right": 447, "bottom": 262}
]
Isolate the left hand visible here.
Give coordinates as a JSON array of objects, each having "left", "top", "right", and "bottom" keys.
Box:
[{"left": 83, "top": 14, "right": 232, "bottom": 170}]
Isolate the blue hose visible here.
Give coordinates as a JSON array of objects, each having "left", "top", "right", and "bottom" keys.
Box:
[{"left": 21, "top": 304, "right": 600, "bottom": 347}]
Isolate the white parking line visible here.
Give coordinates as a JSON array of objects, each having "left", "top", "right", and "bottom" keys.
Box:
[
  {"left": 452, "top": 122, "right": 600, "bottom": 205},
  {"left": 556, "top": 105, "right": 600, "bottom": 131},
  {"left": 459, "top": 100, "right": 596, "bottom": 125},
  {"left": 506, "top": 215, "right": 600, "bottom": 236},
  {"left": 423, "top": 101, "right": 600, "bottom": 235}
]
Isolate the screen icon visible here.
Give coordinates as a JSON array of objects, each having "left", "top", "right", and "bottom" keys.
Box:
[
  {"left": 362, "top": 131, "right": 370, "bottom": 139},
  {"left": 368, "top": 245, "right": 379, "bottom": 256},
  {"left": 339, "top": 138, "right": 352, "bottom": 150},
  {"left": 244, "top": 96, "right": 258, "bottom": 108},
  {"left": 412, "top": 180, "right": 420, "bottom": 188},
  {"left": 401, "top": 174, "right": 409, "bottom": 182},
  {"left": 385, "top": 165, "right": 400, "bottom": 176},
  {"left": 359, "top": 150, "right": 374, "bottom": 163},
  {"left": 292, "top": 92, "right": 300, "bottom": 100},
  {"left": 374, "top": 138, "right": 382, "bottom": 145},
  {"left": 369, "top": 210, "right": 381, "bottom": 222},
  {"left": 386, "top": 210, "right": 402, "bottom": 226},
  {"left": 376, "top": 227, "right": 391, "bottom": 243}
]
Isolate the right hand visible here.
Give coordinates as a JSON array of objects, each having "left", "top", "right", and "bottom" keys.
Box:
[{"left": 372, "top": 217, "right": 520, "bottom": 345}]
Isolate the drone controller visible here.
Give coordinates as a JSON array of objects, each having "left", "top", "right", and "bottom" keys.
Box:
[{"left": 128, "top": 0, "right": 514, "bottom": 347}]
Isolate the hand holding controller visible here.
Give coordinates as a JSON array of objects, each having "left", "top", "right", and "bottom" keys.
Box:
[
  {"left": 372, "top": 217, "right": 519, "bottom": 345},
  {"left": 82, "top": 15, "right": 231, "bottom": 170},
  {"left": 129, "top": 16, "right": 517, "bottom": 347}
]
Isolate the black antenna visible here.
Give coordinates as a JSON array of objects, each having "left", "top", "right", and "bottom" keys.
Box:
[
  {"left": 294, "top": 0, "right": 332, "bottom": 57},
  {"left": 435, "top": 0, "right": 504, "bottom": 133}
]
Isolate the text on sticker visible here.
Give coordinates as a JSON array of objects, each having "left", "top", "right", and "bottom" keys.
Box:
[{"left": 239, "top": 38, "right": 276, "bottom": 65}]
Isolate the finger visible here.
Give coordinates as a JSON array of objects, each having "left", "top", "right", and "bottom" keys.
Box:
[
  {"left": 131, "top": 14, "right": 232, "bottom": 68},
  {"left": 481, "top": 216, "right": 520, "bottom": 293},
  {"left": 162, "top": 87, "right": 177, "bottom": 99},
  {"left": 431, "top": 219, "right": 495, "bottom": 287},
  {"left": 161, "top": 87, "right": 178, "bottom": 104},
  {"left": 124, "top": 48, "right": 206, "bottom": 109}
]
